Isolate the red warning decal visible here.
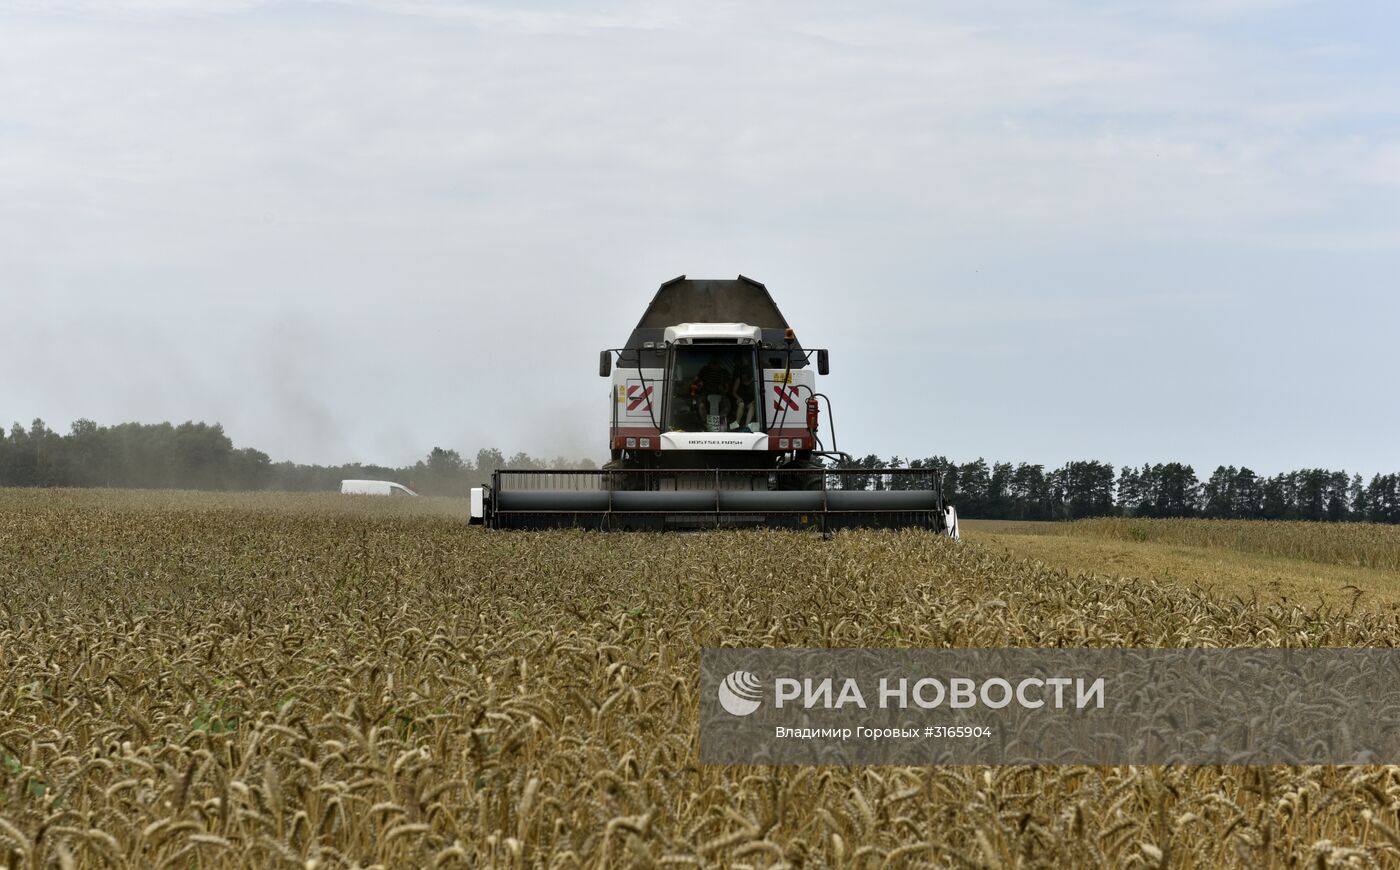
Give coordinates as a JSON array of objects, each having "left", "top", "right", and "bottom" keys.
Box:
[
  {"left": 627, "top": 384, "right": 654, "bottom": 412},
  {"left": 772, "top": 384, "right": 800, "bottom": 412}
]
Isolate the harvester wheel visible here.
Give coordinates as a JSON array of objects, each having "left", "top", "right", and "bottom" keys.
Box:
[
  {"left": 779, "top": 457, "right": 825, "bottom": 491},
  {"left": 602, "top": 458, "right": 642, "bottom": 492}
]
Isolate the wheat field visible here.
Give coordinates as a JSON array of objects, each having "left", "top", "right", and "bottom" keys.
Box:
[
  {"left": 967, "top": 517, "right": 1400, "bottom": 573},
  {"left": 1064, "top": 518, "right": 1400, "bottom": 572},
  {"left": 3, "top": 488, "right": 1400, "bottom": 868}
]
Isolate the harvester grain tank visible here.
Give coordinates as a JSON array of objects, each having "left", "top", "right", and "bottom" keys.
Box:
[{"left": 470, "top": 276, "right": 958, "bottom": 535}]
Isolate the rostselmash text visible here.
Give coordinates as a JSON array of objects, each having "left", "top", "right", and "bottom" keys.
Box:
[{"left": 773, "top": 677, "right": 1105, "bottom": 710}]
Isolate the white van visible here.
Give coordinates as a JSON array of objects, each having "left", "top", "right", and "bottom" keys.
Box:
[{"left": 340, "top": 479, "right": 418, "bottom": 497}]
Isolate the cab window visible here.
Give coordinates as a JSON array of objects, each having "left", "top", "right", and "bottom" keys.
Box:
[{"left": 665, "top": 346, "right": 762, "bottom": 433}]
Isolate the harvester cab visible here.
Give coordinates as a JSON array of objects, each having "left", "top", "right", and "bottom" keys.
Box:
[
  {"left": 471, "top": 276, "right": 958, "bottom": 536},
  {"left": 604, "top": 320, "right": 819, "bottom": 462}
]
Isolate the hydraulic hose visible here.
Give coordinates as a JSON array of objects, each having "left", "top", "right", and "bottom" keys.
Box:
[
  {"left": 789, "top": 383, "right": 841, "bottom": 457},
  {"left": 631, "top": 348, "right": 662, "bottom": 434}
]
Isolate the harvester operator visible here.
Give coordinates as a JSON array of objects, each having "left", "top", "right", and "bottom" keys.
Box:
[
  {"left": 692, "top": 356, "right": 732, "bottom": 429},
  {"left": 730, "top": 362, "right": 756, "bottom": 431}
]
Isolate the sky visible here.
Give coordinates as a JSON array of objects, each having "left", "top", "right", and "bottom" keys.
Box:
[{"left": 2, "top": 0, "right": 1397, "bottom": 475}]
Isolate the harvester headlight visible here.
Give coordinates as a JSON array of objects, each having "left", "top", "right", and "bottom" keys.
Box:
[
  {"left": 626, "top": 437, "right": 637, "bottom": 448},
  {"left": 779, "top": 438, "right": 790, "bottom": 449},
  {"left": 640, "top": 437, "right": 651, "bottom": 448},
  {"left": 792, "top": 437, "right": 803, "bottom": 449}
]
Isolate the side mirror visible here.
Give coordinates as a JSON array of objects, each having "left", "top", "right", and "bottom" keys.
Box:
[
  {"left": 599, "top": 350, "right": 612, "bottom": 377},
  {"left": 817, "top": 349, "right": 830, "bottom": 375}
]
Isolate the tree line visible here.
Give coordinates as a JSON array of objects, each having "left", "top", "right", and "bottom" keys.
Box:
[
  {"left": 845, "top": 455, "right": 1400, "bottom": 524},
  {"left": 0, "top": 419, "right": 594, "bottom": 497},
  {"left": 2, "top": 419, "right": 1397, "bottom": 523}
]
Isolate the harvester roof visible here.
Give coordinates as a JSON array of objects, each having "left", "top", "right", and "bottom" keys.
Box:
[
  {"left": 623, "top": 275, "right": 806, "bottom": 367},
  {"left": 635, "top": 275, "right": 789, "bottom": 330}
]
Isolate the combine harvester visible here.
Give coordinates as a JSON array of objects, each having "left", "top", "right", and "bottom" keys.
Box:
[{"left": 470, "top": 276, "right": 958, "bottom": 536}]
